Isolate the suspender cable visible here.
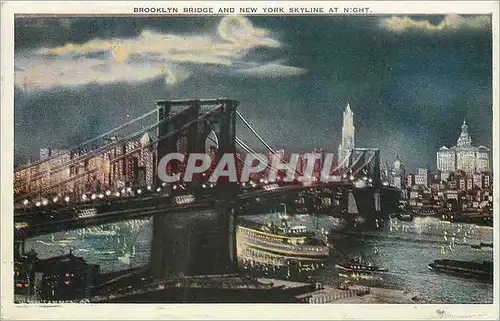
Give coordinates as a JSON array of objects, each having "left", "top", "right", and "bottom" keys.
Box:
[
  {"left": 18, "top": 105, "right": 223, "bottom": 200},
  {"left": 205, "top": 135, "right": 252, "bottom": 170},
  {"left": 235, "top": 110, "right": 276, "bottom": 155},
  {"left": 235, "top": 138, "right": 272, "bottom": 170},
  {"left": 335, "top": 151, "right": 353, "bottom": 172},
  {"left": 346, "top": 151, "right": 364, "bottom": 175},
  {"left": 15, "top": 108, "right": 159, "bottom": 172},
  {"left": 235, "top": 137, "right": 285, "bottom": 175},
  {"left": 351, "top": 152, "right": 375, "bottom": 176},
  {"left": 236, "top": 110, "right": 303, "bottom": 177},
  {"left": 23, "top": 108, "right": 190, "bottom": 183}
]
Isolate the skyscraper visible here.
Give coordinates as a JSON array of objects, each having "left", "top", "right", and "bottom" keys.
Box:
[
  {"left": 338, "top": 102, "right": 355, "bottom": 168},
  {"left": 391, "top": 155, "right": 405, "bottom": 190}
]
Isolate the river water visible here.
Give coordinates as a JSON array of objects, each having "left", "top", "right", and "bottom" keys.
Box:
[{"left": 25, "top": 214, "right": 494, "bottom": 304}]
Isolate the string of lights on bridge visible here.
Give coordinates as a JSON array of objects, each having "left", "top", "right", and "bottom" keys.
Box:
[
  {"left": 18, "top": 169, "right": 383, "bottom": 210},
  {"left": 16, "top": 163, "right": 379, "bottom": 210},
  {"left": 17, "top": 176, "right": 290, "bottom": 209}
]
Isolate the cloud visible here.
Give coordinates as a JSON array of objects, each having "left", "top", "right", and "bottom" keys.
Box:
[
  {"left": 15, "top": 15, "right": 300, "bottom": 91},
  {"left": 218, "top": 15, "right": 281, "bottom": 48},
  {"left": 39, "top": 31, "right": 248, "bottom": 64},
  {"left": 15, "top": 57, "right": 188, "bottom": 90},
  {"left": 381, "top": 15, "right": 491, "bottom": 32},
  {"left": 235, "top": 63, "right": 307, "bottom": 77}
]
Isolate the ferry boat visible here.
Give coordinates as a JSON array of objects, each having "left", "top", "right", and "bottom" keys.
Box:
[
  {"left": 428, "top": 259, "right": 493, "bottom": 280},
  {"left": 237, "top": 216, "right": 330, "bottom": 260},
  {"left": 335, "top": 257, "right": 388, "bottom": 273}
]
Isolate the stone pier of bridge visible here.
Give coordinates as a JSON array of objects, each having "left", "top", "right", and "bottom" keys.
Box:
[
  {"left": 343, "top": 187, "right": 400, "bottom": 222},
  {"left": 149, "top": 202, "right": 237, "bottom": 278}
]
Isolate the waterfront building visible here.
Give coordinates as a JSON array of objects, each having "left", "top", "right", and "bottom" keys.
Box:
[
  {"left": 473, "top": 173, "right": 483, "bottom": 189},
  {"left": 311, "top": 148, "right": 324, "bottom": 179},
  {"left": 484, "top": 173, "right": 491, "bottom": 189},
  {"left": 407, "top": 174, "right": 414, "bottom": 187},
  {"left": 476, "top": 146, "right": 490, "bottom": 173},
  {"left": 415, "top": 168, "right": 429, "bottom": 187},
  {"left": 14, "top": 136, "right": 159, "bottom": 196},
  {"left": 467, "top": 178, "right": 473, "bottom": 190},
  {"left": 436, "top": 146, "right": 455, "bottom": 173},
  {"left": 36, "top": 148, "right": 71, "bottom": 194},
  {"left": 31, "top": 251, "right": 99, "bottom": 301},
  {"left": 459, "top": 178, "right": 466, "bottom": 191},
  {"left": 437, "top": 120, "right": 490, "bottom": 175},
  {"left": 125, "top": 140, "right": 141, "bottom": 185},
  {"left": 140, "top": 133, "right": 155, "bottom": 186},
  {"left": 337, "top": 102, "right": 355, "bottom": 169},
  {"left": 391, "top": 155, "right": 405, "bottom": 190}
]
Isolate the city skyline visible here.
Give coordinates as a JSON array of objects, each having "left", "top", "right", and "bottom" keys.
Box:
[{"left": 14, "top": 15, "right": 493, "bottom": 172}]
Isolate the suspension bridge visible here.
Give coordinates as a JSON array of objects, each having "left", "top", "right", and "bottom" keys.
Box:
[{"left": 13, "top": 98, "right": 401, "bottom": 277}]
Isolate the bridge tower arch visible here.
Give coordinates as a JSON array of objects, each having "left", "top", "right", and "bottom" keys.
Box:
[{"left": 150, "top": 98, "right": 239, "bottom": 278}]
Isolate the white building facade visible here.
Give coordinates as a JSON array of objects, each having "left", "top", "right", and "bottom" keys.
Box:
[
  {"left": 436, "top": 120, "right": 490, "bottom": 175},
  {"left": 337, "top": 102, "right": 355, "bottom": 168},
  {"left": 415, "top": 168, "right": 429, "bottom": 187}
]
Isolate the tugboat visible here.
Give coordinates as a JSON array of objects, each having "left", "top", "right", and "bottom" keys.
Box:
[{"left": 335, "top": 257, "right": 388, "bottom": 273}]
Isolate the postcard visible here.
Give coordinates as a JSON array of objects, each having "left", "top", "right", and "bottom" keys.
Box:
[{"left": 1, "top": 0, "right": 498, "bottom": 319}]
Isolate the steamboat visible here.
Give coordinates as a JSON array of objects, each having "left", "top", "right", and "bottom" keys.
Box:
[{"left": 237, "top": 215, "right": 330, "bottom": 261}]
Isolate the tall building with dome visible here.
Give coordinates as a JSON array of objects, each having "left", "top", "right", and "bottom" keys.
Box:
[{"left": 437, "top": 120, "right": 490, "bottom": 175}]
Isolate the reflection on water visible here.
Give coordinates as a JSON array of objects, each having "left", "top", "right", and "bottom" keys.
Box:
[
  {"left": 323, "top": 216, "right": 493, "bottom": 303},
  {"left": 238, "top": 248, "right": 326, "bottom": 281},
  {"left": 25, "top": 219, "right": 152, "bottom": 273},
  {"left": 23, "top": 214, "right": 493, "bottom": 303}
]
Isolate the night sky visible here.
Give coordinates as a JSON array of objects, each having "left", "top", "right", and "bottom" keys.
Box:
[{"left": 14, "top": 15, "right": 493, "bottom": 172}]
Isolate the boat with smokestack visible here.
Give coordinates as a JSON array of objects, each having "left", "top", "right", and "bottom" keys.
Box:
[{"left": 237, "top": 211, "right": 330, "bottom": 260}]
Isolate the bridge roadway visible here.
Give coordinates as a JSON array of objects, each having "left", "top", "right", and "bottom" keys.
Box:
[{"left": 14, "top": 182, "right": 352, "bottom": 240}]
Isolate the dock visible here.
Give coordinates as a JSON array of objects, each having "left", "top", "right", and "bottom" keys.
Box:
[
  {"left": 295, "top": 285, "right": 370, "bottom": 304},
  {"left": 295, "top": 284, "right": 428, "bottom": 304}
]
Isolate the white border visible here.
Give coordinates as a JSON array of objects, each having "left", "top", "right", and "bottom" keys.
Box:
[{"left": 1, "top": 1, "right": 499, "bottom": 320}]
